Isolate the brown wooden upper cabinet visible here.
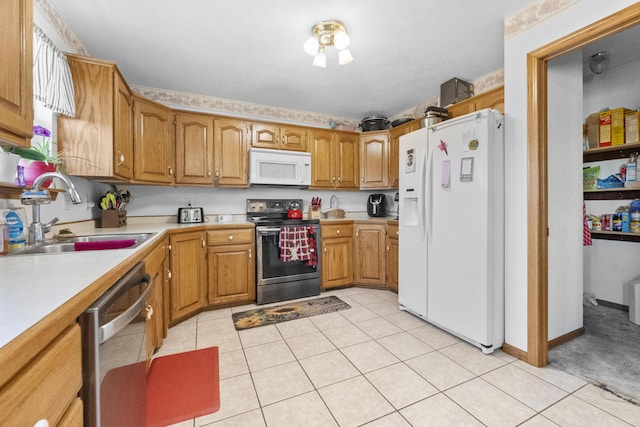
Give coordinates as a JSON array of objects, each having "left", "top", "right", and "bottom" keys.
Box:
[
  {"left": 214, "top": 118, "right": 250, "bottom": 187},
  {"left": 59, "top": 55, "right": 134, "bottom": 181},
  {"left": 446, "top": 86, "right": 504, "bottom": 119},
  {"left": 309, "top": 130, "right": 359, "bottom": 189},
  {"left": 359, "top": 131, "right": 389, "bottom": 189},
  {"left": 0, "top": 0, "right": 33, "bottom": 147},
  {"left": 389, "top": 120, "right": 420, "bottom": 188},
  {"left": 251, "top": 122, "right": 308, "bottom": 151},
  {"left": 174, "top": 112, "right": 214, "bottom": 185},
  {"left": 133, "top": 96, "right": 174, "bottom": 184}
]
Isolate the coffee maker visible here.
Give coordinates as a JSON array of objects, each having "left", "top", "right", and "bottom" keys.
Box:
[{"left": 367, "top": 194, "right": 386, "bottom": 217}]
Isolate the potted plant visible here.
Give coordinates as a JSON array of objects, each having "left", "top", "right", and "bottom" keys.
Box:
[{"left": 3, "top": 125, "right": 63, "bottom": 187}]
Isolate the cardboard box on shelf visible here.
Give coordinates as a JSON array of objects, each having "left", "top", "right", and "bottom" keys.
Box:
[
  {"left": 599, "top": 108, "right": 631, "bottom": 147},
  {"left": 585, "top": 112, "right": 600, "bottom": 149},
  {"left": 625, "top": 111, "right": 640, "bottom": 145}
]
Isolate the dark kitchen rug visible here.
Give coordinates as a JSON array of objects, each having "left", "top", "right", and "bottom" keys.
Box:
[{"left": 232, "top": 296, "right": 351, "bottom": 330}]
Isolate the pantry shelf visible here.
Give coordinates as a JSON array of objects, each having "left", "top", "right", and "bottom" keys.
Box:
[
  {"left": 583, "top": 188, "right": 640, "bottom": 200},
  {"left": 590, "top": 230, "right": 640, "bottom": 242},
  {"left": 583, "top": 142, "right": 640, "bottom": 162},
  {"left": 0, "top": 183, "right": 60, "bottom": 201}
]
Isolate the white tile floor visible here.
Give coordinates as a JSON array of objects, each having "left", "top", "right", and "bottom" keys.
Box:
[{"left": 155, "top": 288, "right": 640, "bottom": 427}]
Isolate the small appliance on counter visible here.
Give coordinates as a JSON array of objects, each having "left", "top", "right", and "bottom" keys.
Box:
[
  {"left": 178, "top": 204, "right": 204, "bottom": 223},
  {"left": 367, "top": 194, "right": 387, "bottom": 217}
]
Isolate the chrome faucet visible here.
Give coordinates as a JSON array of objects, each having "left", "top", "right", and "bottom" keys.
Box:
[{"left": 21, "top": 171, "right": 83, "bottom": 245}]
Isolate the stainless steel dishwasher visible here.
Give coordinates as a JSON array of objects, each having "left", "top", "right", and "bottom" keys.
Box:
[{"left": 80, "top": 262, "right": 152, "bottom": 427}]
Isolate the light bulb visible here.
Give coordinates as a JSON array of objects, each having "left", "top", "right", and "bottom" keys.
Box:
[
  {"left": 338, "top": 48, "right": 353, "bottom": 65},
  {"left": 303, "top": 37, "right": 319, "bottom": 56},
  {"left": 333, "top": 30, "right": 350, "bottom": 50},
  {"left": 589, "top": 51, "right": 610, "bottom": 75},
  {"left": 313, "top": 47, "right": 326, "bottom": 68}
]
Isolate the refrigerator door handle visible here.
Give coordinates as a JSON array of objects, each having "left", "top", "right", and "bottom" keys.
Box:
[
  {"left": 418, "top": 149, "right": 427, "bottom": 240},
  {"left": 425, "top": 148, "right": 433, "bottom": 243}
]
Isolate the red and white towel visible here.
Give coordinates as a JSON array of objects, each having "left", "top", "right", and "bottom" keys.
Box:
[
  {"left": 280, "top": 226, "right": 317, "bottom": 266},
  {"left": 583, "top": 202, "right": 592, "bottom": 246}
]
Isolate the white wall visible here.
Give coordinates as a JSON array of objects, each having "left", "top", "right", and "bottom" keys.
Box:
[
  {"left": 504, "top": 0, "right": 638, "bottom": 351},
  {"left": 583, "top": 56, "right": 640, "bottom": 305}
]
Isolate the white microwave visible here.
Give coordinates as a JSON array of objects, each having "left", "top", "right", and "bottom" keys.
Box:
[{"left": 249, "top": 148, "right": 311, "bottom": 186}]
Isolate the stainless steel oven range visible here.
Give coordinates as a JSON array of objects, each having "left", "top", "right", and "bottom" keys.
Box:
[{"left": 247, "top": 199, "right": 321, "bottom": 305}]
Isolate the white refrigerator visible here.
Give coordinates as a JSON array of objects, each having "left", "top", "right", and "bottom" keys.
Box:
[{"left": 398, "top": 108, "right": 504, "bottom": 354}]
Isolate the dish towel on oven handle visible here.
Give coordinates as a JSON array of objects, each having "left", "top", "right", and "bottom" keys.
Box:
[
  {"left": 280, "top": 226, "right": 310, "bottom": 262},
  {"left": 279, "top": 226, "right": 318, "bottom": 266}
]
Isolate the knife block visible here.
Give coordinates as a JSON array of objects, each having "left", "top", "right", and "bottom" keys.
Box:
[
  {"left": 100, "top": 210, "right": 127, "bottom": 228},
  {"left": 308, "top": 206, "right": 321, "bottom": 220}
]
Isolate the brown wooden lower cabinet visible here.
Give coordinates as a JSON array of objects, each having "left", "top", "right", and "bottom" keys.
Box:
[
  {"left": 0, "top": 325, "right": 82, "bottom": 427},
  {"left": 321, "top": 222, "right": 354, "bottom": 289},
  {"left": 144, "top": 238, "right": 169, "bottom": 359},
  {"left": 354, "top": 223, "right": 387, "bottom": 287},
  {"left": 387, "top": 223, "right": 399, "bottom": 292},
  {"left": 207, "top": 227, "right": 255, "bottom": 306},
  {"left": 169, "top": 230, "right": 207, "bottom": 323}
]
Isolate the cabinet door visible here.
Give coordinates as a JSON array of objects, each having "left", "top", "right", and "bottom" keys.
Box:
[
  {"left": 475, "top": 86, "right": 504, "bottom": 114},
  {"left": 359, "top": 132, "right": 389, "bottom": 188},
  {"left": 387, "top": 237, "right": 399, "bottom": 292},
  {"left": 214, "top": 118, "right": 249, "bottom": 186},
  {"left": 133, "top": 97, "right": 174, "bottom": 184},
  {"left": 169, "top": 231, "right": 206, "bottom": 323},
  {"left": 280, "top": 125, "right": 307, "bottom": 151},
  {"left": 0, "top": 0, "right": 32, "bottom": 147},
  {"left": 335, "top": 132, "right": 360, "bottom": 189},
  {"left": 389, "top": 122, "right": 420, "bottom": 188},
  {"left": 144, "top": 239, "right": 168, "bottom": 361},
  {"left": 207, "top": 243, "right": 255, "bottom": 305},
  {"left": 251, "top": 123, "right": 279, "bottom": 149},
  {"left": 322, "top": 237, "right": 354, "bottom": 289},
  {"left": 175, "top": 113, "right": 214, "bottom": 185},
  {"left": 59, "top": 56, "right": 118, "bottom": 178},
  {"left": 114, "top": 72, "right": 134, "bottom": 179},
  {"left": 354, "top": 224, "right": 387, "bottom": 287},
  {"left": 309, "top": 129, "right": 335, "bottom": 187}
]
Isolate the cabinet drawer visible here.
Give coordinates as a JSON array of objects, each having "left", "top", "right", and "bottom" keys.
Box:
[
  {"left": 322, "top": 224, "right": 353, "bottom": 238},
  {"left": 207, "top": 228, "right": 254, "bottom": 245},
  {"left": 0, "top": 324, "right": 82, "bottom": 427},
  {"left": 387, "top": 223, "right": 398, "bottom": 240}
]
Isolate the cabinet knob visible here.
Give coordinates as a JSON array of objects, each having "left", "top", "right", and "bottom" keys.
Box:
[
  {"left": 33, "top": 420, "right": 49, "bottom": 427},
  {"left": 145, "top": 304, "right": 154, "bottom": 320},
  {"left": 208, "top": 169, "right": 211, "bottom": 177},
  {"left": 168, "top": 166, "right": 173, "bottom": 176},
  {"left": 215, "top": 168, "right": 219, "bottom": 177},
  {"left": 361, "top": 177, "right": 364, "bottom": 182},
  {"left": 117, "top": 151, "right": 125, "bottom": 165},
  {"left": 323, "top": 245, "right": 326, "bottom": 253},
  {"left": 167, "top": 269, "right": 172, "bottom": 279},
  {"left": 201, "top": 238, "right": 205, "bottom": 247},
  {"left": 336, "top": 229, "right": 341, "bottom": 234},
  {"left": 332, "top": 176, "right": 336, "bottom": 182},
  {"left": 249, "top": 249, "right": 252, "bottom": 259},
  {"left": 338, "top": 176, "right": 342, "bottom": 182},
  {"left": 228, "top": 235, "right": 234, "bottom": 240}
]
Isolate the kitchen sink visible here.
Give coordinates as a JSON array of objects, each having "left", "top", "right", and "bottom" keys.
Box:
[{"left": 9, "top": 233, "right": 156, "bottom": 255}]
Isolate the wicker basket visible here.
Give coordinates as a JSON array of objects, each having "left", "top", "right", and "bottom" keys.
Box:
[{"left": 323, "top": 208, "right": 346, "bottom": 219}]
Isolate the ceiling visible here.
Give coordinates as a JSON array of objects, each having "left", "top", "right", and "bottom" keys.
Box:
[{"left": 49, "top": 0, "right": 534, "bottom": 121}]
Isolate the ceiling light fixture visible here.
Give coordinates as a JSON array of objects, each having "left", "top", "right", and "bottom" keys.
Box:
[
  {"left": 588, "top": 51, "right": 610, "bottom": 74},
  {"left": 304, "top": 20, "right": 353, "bottom": 67}
]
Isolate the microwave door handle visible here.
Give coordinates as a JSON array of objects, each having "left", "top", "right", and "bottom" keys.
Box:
[{"left": 302, "top": 161, "right": 310, "bottom": 184}]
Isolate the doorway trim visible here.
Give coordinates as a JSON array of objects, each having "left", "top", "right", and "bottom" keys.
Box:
[{"left": 526, "top": 3, "right": 640, "bottom": 367}]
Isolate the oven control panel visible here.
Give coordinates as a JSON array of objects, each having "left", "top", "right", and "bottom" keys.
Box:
[{"left": 246, "top": 199, "right": 303, "bottom": 214}]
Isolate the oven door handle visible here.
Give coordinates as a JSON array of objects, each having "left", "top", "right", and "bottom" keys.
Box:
[
  {"left": 99, "top": 275, "right": 151, "bottom": 344},
  {"left": 257, "top": 227, "right": 283, "bottom": 233}
]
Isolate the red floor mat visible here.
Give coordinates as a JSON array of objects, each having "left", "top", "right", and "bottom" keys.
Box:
[{"left": 146, "top": 347, "right": 220, "bottom": 427}]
